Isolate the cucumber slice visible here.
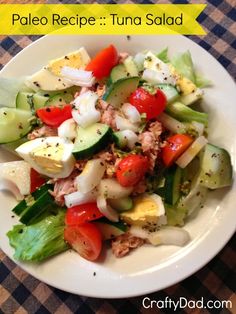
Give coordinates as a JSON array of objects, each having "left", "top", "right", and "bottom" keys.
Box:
[
  {"left": 73, "top": 123, "right": 112, "bottom": 159},
  {"left": 112, "top": 131, "right": 127, "bottom": 149},
  {"left": 155, "top": 84, "right": 179, "bottom": 103},
  {"left": 199, "top": 144, "right": 233, "bottom": 189},
  {"left": 16, "top": 92, "right": 34, "bottom": 111},
  {"left": 12, "top": 184, "right": 53, "bottom": 216},
  {"left": 109, "top": 197, "right": 133, "bottom": 212},
  {"left": 0, "top": 108, "right": 32, "bottom": 144},
  {"left": 110, "top": 64, "right": 128, "bottom": 83},
  {"left": 94, "top": 217, "right": 127, "bottom": 240},
  {"left": 164, "top": 166, "right": 183, "bottom": 205},
  {"left": 33, "top": 94, "right": 49, "bottom": 110},
  {"left": 180, "top": 88, "right": 203, "bottom": 106},
  {"left": 123, "top": 56, "right": 139, "bottom": 76},
  {"left": 19, "top": 188, "right": 55, "bottom": 225},
  {"left": 0, "top": 77, "right": 29, "bottom": 108},
  {"left": 45, "top": 93, "right": 73, "bottom": 107},
  {"left": 103, "top": 77, "right": 139, "bottom": 108}
]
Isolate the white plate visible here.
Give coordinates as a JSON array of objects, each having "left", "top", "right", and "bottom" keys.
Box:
[{"left": 0, "top": 35, "right": 235, "bottom": 298}]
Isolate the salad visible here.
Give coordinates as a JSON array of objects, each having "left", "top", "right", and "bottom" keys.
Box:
[{"left": 0, "top": 44, "right": 233, "bottom": 262}]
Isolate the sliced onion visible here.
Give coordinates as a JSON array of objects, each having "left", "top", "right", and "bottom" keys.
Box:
[
  {"left": 75, "top": 159, "right": 105, "bottom": 193},
  {"left": 121, "top": 103, "right": 141, "bottom": 123},
  {"left": 0, "top": 178, "right": 23, "bottom": 200},
  {"left": 97, "top": 195, "right": 119, "bottom": 222},
  {"left": 64, "top": 188, "right": 98, "bottom": 208},
  {"left": 119, "top": 130, "right": 139, "bottom": 149},
  {"left": 115, "top": 115, "right": 139, "bottom": 132},
  {"left": 133, "top": 52, "right": 145, "bottom": 71},
  {"left": 157, "top": 113, "right": 186, "bottom": 133},
  {"left": 98, "top": 178, "right": 133, "bottom": 199},
  {"left": 148, "top": 226, "right": 190, "bottom": 246},
  {"left": 176, "top": 136, "right": 208, "bottom": 168},
  {"left": 61, "top": 66, "right": 95, "bottom": 87},
  {"left": 72, "top": 91, "right": 100, "bottom": 128},
  {"left": 58, "top": 118, "right": 77, "bottom": 140},
  {"left": 129, "top": 226, "right": 149, "bottom": 239}
]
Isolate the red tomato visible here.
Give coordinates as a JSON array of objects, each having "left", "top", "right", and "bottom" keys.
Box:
[
  {"left": 129, "top": 87, "right": 167, "bottom": 120},
  {"left": 65, "top": 203, "right": 104, "bottom": 226},
  {"left": 85, "top": 45, "right": 118, "bottom": 79},
  {"left": 36, "top": 104, "right": 72, "bottom": 128},
  {"left": 64, "top": 223, "right": 102, "bottom": 261},
  {"left": 30, "top": 168, "right": 45, "bottom": 193},
  {"left": 116, "top": 154, "right": 149, "bottom": 187},
  {"left": 162, "top": 134, "right": 194, "bottom": 167}
]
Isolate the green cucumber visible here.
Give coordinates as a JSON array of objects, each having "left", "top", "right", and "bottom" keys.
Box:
[
  {"left": 45, "top": 93, "right": 73, "bottom": 107},
  {"left": 109, "top": 197, "right": 133, "bottom": 212},
  {"left": 20, "top": 189, "right": 55, "bottom": 225},
  {"left": 12, "top": 184, "right": 53, "bottom": 216},
  {"left": 0, "top": 107, "right": 32, "bottom": 144},
  {"left": 164, "top": 166, "right": 183, "bottom": 205},
  {"left": 103, "top": 77, "right": 139, "bottom": 108},
  {"left": 123, "top": 56, "right": 139, "bottom": 76},
  {"left": 155, "top": 84, "right": 179, "bottom": 103},
  {"left": 33, "top": 94, "right": 49, "bottom": 110},
  {"left": 112, "top": 131, "right": 127, "bottom": 149},
  {"left": 199, "top": 144, "right": 233, "bottom": 189},
  {"left": 110, "top": 64, "right": 129, "bottom": 83},
  {"left": 94, "top": 217, "right": 127, "bottom": 240},
  {"left": 16, "top": 92, "right": 34, "bottom": 111},
  {"left": 73, "top": 123, "right": 112, "bottom": 159}
]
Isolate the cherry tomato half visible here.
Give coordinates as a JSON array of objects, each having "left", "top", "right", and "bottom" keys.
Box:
[
  {"left": 129, "top": 87, "right": 167, "bottom": 120},
  {"left": 30, "top": 168, "right": 46, "bottom": 193},
  {"left": 64, "top": 223, "right": 102, "bottom": 261},
  {"left": 162, "top": 134, "right": 194, "bottom": 167},
  {"left": 36, "top": 104, "right": 72, "bottom": 128},
  {"left": 65, "top": 203, "right": 104, "bottom": 226},
  {"left": 85, "top": 45, "right": 118, "bottom": 79},
  {"left": 116, "top": 154, "right": 149, "bottom": 187}
]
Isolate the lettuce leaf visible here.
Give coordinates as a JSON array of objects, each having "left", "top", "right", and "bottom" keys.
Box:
[
  {"left": 171, "top": 50, "right": 212, "bottom": 87},
  {"left": 7, "top": 210, "right": 68, "bottom": 262},
  {"left": 157, "top": 47, "right": 169, "bottom": 63}
]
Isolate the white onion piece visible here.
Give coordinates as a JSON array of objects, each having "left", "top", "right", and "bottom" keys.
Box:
[
  {"left": 72, "top": 91, "right": 100, "bottom": 128},
  {"left": 58, "top": 118, "right": 77, "bottom": 140},
  {"left": 129, "top": 226, "right": 149, "bottom": 239},
  {"left": 148, "top": 227, "right": 190, "bottom": 246},
  {"left": 98, "top": 178, "right": 133, "bottom": 199},
  {"left": 133, "top": 52, "right": 145, "bottom": 71},
  {"left": 121, "top": 103, "right": 141, "bottom": 123},
  {"left": 0, "top": 178, "right": 23, "bottom": 200},
  {"left": 65, "top": 188, "right": 98, "bottom": 208},
  {"left": 97, "top": 195, "right": 119, "bottom": 222},
  {"left": 0, "top": 161, "right": 31, "bottom": 196},
  {"left": 75, "top": 159, "right": 105, "bottom": 193},
  {"left": 192, "top": 121, "right": 205, "bottom": 136},
  {"left": 119, "top": 130, "right": 139, "bottom": 149},
  {"left": 60, "top": 66, "right": 95, "bottom": 87},
  {"left": 176, "top": 136, "right": 208, "bottom": 168},
  {"left": 157, "top": 113, "right": 186, "bottom": 133},
  {"left": 115, "top": 115, "right": 139, "bottom": 132}
]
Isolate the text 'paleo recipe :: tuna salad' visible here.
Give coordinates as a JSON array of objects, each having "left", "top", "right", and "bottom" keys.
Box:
[{"left": 0, "top": 44, "right": 233, "bottom": 262}]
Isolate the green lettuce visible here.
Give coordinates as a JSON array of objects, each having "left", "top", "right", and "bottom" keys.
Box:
[
  {"left": 157, "top": 47, "right": 169, "bottom": 63},
  {"left": 171, "top": 50, "right": 212, "bottom": 88},
  {"left": 7, "top": 210, "right": 68, "bottom": 262}
]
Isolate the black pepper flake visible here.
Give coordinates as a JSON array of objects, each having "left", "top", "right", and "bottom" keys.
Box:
[
  {"left": 196, "top": 192, "right": 200, "bottom": 196},
  {"left": 18, "top": 229, "right": 23, "bottom": 234},
  {"left": 33, "top": 81, "right": 40, "bottom": 88},
  {"left": 46, "top": 108, "right": 51, "bottom": 112},
  {"left": 58, "top": 78, "right": 61, "bottom": 82},
  {"left": 205, "top": 172, "right": 211, "bottom": 177},
  {"left": 11, "top": 215, "right": 15, "bottom": 218},
  {"left": 3, "top": 112, "right": 7, "bottom": 115},
  {"left": 100, "top": 162, "right": 104, "bottom": 166},
  {"left": 64, "top": 55, "right": 69, "bottom": 60},
  {"left": 97, "top": 129, "right": 102, "bottom": 135},
  {"left": 93, "top": 272, "right": 96, "bottom": 276},
  {"left": 59, "top": 98, "right": 62, "bottom": 102},
  {"left": 18, "top": 123, "right": 23, "bottom": 130},
  {"left": 126, "top": 35, "right": 131, "bottom": 40}
]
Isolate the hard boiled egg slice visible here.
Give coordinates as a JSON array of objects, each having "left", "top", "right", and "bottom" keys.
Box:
[
  {"left": 16, "top": 137, "right": 75, "bottom": 179},
  {"left": 121, "top": 193, "right": 167, "bottom": 230}
]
